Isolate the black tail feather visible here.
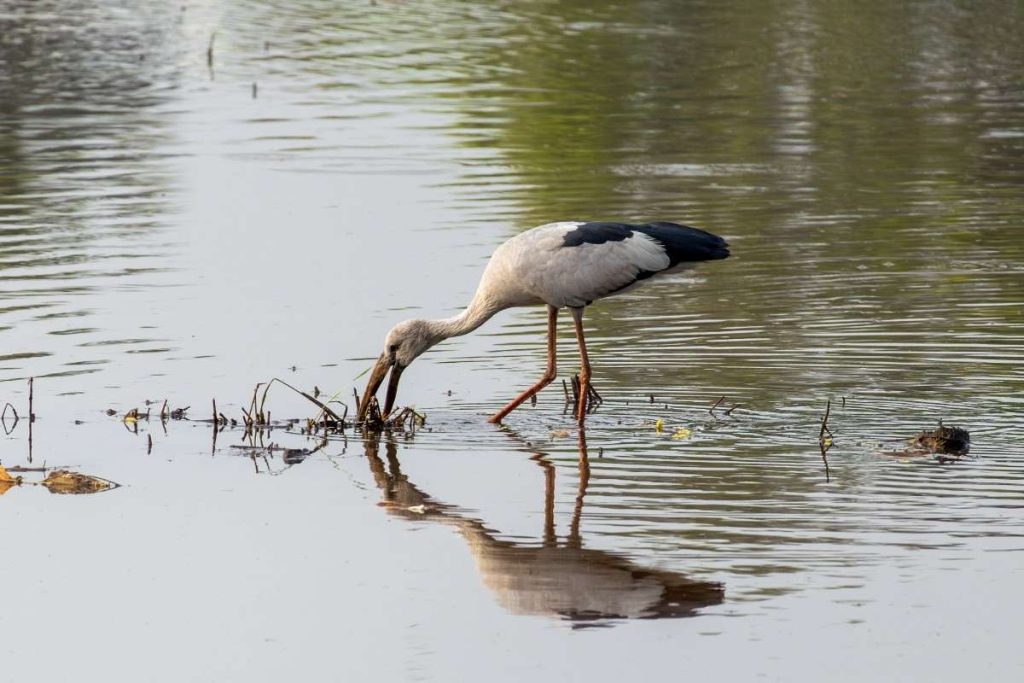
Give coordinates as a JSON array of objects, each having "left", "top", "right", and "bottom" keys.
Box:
[{"left": 635, "top": 222, "right": 730, "bottom": 265}]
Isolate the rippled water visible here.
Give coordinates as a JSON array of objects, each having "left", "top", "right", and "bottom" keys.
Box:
[{"left": 2, "top": 0, "right": 1023, "bottom": 680}]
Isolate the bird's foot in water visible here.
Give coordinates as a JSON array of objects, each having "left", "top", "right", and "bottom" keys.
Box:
[{"left": 566, "top": 374, "right": 603, "bottom": 419}]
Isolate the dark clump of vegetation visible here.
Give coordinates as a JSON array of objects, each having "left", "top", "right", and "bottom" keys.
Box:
[
  {"left": 912, "top": 425, "right": 970, "bottom": 456},
  {"left": 354, "top": 395, "right": 425, "bottom": 433},
  {"left": 877, "top": 422, "right": 973, "bottom": 463}
]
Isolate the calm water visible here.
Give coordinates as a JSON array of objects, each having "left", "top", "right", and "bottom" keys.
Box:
[{"left": 2, "top": 0, "right": 1023, "bottom": 680}]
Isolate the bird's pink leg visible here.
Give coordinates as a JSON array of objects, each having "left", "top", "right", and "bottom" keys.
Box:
[
  {"left": 488, "top": 305, "right": 558, "bottom": 424},
  {"left": 571, "top": 307, "right": 592, "bottom": 426}
]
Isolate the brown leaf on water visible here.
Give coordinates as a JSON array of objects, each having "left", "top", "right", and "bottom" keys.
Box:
[
  {"left": 0, "top": 465, "right": 20, "bottom": 496},
  {"left": 41, "top": 470, "right": 117, "bottom": 495}
]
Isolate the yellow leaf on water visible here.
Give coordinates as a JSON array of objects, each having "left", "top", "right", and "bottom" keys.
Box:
[
  {"left": 0, "top": 466, "right": 19, "bottom": 496},
  {"left": 671, "top": 427, "right": 693, "bottom": 440},
  {"left": 41, "top": 470, "right": 116, "bottom": 495},
  {"left": 654, "top": 418, "right": 664, "bottom": 434},
  {"left": 822, "top": 437, "right": 834, "bottom": 448}
]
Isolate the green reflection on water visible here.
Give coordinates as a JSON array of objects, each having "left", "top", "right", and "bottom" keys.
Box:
[{"left": 418, "top": 0, "right": 1024, "bottom": 411}]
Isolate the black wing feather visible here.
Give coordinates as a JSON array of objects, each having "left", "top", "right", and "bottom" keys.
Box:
[
  {"left": 562, "top": 221, "right": 729, "bottom": 266},
  {"left": 633, "top": 222, "right": 729, "bottom": 265}
]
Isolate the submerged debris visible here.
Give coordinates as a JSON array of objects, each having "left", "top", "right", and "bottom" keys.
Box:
[
  {"left": 911, "top": 425, "right": 970, "bottom": 456},
  {"left": 0, "top": 465, "right": 118, "bottom": 496},
  {"left": 388, "top": 406, "right": 426, "bottom": 431},
  {"left": 882, "top": 424, "right": 972, "bottom": 461},
  {"left": 41, "top": 470, "right": 118, "bottom": 495},
  {"left": 358, "top": 396, "right": 424, "bottom": 432},
  {"left": 709, "top": 396, "right": 742, "bottom": 417},
  {"left": 818, "top": 399, "right": 835, "bottom": 483}
]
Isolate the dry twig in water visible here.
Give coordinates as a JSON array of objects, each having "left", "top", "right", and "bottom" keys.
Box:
[
  {"left": 819, "top": 399, "right": 833, "bottom": 442},
  {"left": 709, "top": 396, "right": 725, "bottom": 416}
]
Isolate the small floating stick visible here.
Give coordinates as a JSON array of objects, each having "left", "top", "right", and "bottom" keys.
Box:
[
  {"left": 709, "top": 396, "right": 725, "bottom": 416},
  {"left": 819, "top": 399, "right": 833, "bottom": 442}
]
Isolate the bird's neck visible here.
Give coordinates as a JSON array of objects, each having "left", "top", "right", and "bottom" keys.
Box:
[{"left": 425, "top": 292, "right": 503, "bottom": 342}]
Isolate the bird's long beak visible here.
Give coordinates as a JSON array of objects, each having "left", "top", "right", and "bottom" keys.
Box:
[
  {"left": 382, "top": 362, "right": 404, "bottom": 418},
  {"left": 357, "top": 353, "right": 404, "bottom": 422},
  {"left": 358, "top": 353, "right": 391, "bottom": 422}
]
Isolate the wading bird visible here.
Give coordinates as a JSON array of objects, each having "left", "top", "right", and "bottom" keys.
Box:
[{"left": 358, "top": 221, "right": 729, "bottom": 425}]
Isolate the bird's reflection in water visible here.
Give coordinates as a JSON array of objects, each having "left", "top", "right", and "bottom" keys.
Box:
[{"left": 362, "top": 430, "right": 724, "bottom": 627}]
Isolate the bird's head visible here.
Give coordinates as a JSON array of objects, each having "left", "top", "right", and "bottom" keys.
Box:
[{"left": 357, "top": 319, "right": 438, "bottom": 421}]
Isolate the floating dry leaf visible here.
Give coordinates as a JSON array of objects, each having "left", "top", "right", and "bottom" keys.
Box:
[
  {"left": 41, "top": 470, "right": 117, "bottom": 495},
  {"left": 671, "top": 427, "right": 693, "bottom": 440},
  {"left": 550, "top": 429, "right": 570, "bottom": 439},
  {"left": 0, "top": 465, "right": 19, "bottom": 496}
]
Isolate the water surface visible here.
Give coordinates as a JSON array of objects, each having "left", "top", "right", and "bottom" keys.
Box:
[{"left": 1, "top": 1, "right": 1023, "bottom": 680}]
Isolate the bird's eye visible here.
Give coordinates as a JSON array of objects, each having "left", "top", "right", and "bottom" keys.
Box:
[{"left": 389, "top": 344, "right": 398, "bottom": 353}]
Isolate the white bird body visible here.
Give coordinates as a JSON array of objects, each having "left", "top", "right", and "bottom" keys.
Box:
[
  {"left": 358, "top": 220, "right": 729, "bottom": 424},
  {"left": 477, "top": 221, "right": 679, "bottom": 309}
]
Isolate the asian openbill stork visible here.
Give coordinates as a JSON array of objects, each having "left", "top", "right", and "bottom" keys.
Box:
[{"left": 358, "top": 221, "right": 729, "bottom": 425}]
